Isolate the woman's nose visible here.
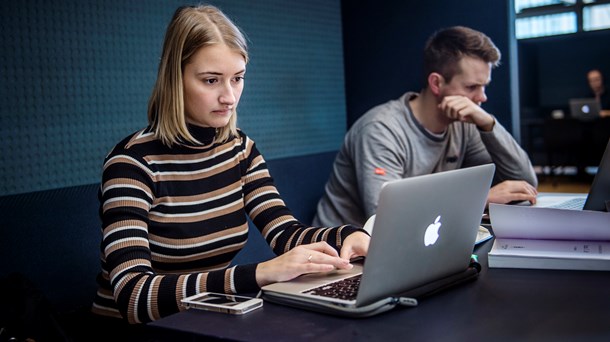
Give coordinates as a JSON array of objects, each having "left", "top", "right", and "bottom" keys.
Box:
[{"left": 219, "top": 83, "right": 235, "bottom": 105}]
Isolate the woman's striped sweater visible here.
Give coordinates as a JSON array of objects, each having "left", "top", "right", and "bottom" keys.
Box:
[{"left": 91, "top": 125, "right": 361, "bottom": 323}]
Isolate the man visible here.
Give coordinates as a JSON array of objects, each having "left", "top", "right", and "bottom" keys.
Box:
[
  {"left": 587, "top": 69, "right": 610, "bottom": 117},
  {"left": 313, "top": 26, "right": 538, "bottom": 227}
]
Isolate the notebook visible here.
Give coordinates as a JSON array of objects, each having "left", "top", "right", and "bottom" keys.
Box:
[
  {"left": 261, "top": 164, "right": 495, "bottom": 316},
  {"left": 534, "top": 138, "right": 610, "bottom": 212},
  {"left": 569, "top": 98, "right": 600, "bottom": 121}
]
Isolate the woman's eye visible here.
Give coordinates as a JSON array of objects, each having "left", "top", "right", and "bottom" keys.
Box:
[
  {"left": 233, "top": 76, "right": 244, "bottom": 83},
  {"left": 204, "top": 79, "right": 217, "bottom": 85}
]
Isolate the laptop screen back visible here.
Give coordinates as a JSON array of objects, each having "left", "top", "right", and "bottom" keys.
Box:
[
  {"left": 569, "top": 98, "right": 600, "bottom": 121},
  {"left": 584, "top": 139, "right": 610, "bottom": 212},
  {"left": 356, "top": 164, "right": 494, "bottom": 306}
]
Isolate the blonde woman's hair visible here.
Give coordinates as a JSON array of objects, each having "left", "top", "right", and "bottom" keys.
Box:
[{"left": 147, "top": 5, "right": 249, "bottom": 146}]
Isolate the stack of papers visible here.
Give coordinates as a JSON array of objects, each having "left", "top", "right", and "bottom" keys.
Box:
[
  {"left": 487, "top": 203, "right": 610, "bottom": 271},
  {"left": 475, "top": 226, "right": 492, "bottom": 245}
]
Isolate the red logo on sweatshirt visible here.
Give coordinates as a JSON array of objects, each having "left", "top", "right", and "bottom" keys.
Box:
[{"left": 374, "top": 167, "right": 386, "bottom": 175}]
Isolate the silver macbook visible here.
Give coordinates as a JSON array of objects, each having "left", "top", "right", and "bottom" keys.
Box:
[
  {"left": 534, "top": 139, "right": 610, "bottom": 212},
  {"left": 569, "top": 98, "right": 600, "bottom": 121},
  {"left": 262, "top": 164, "right": 495, "bottom": 310}
]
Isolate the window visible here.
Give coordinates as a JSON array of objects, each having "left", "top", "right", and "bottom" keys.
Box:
[
  {"left": 516, "top": 12, "right": 577, "bottom": 38},
  {"left": 516, "top": 0, "right": 576, "bottom": 13},
  {"left": 583, "top": 3, "right": 610, "bottom": 30},
  {"left": 515, "top": 0, "right": 610, "bottom": 39}
]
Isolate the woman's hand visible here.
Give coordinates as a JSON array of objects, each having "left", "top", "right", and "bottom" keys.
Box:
[
  {"left": 339, "top": 231, "right": 370, "bottom": 260},
  {"left": 255, "top": 241, "right": 353, "bottom": 287}
]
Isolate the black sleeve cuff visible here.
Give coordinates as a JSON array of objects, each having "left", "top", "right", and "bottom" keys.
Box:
[{"left": 233, "top": 263, "right": 260, "bottom": 293}]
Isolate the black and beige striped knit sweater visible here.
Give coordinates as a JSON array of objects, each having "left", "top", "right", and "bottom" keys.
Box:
[{"left": 91, "top": 125, "right": 360, "bottom": 323}]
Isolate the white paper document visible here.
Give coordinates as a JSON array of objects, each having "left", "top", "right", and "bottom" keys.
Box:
[
  {"left": 490, "top": 239, "right": 610, "bottom": 259},
  {"left": 488, "top": 238, "right": 610, "bottom": 271},
  {"left": 476, "top": 226, "right": 492, "bottom": 245},
  {"left": 488, "top": 202, "right": 610, "bottom": 270},
  {"left": 489, "top": 203, "right": 610, "bottom": 241}
]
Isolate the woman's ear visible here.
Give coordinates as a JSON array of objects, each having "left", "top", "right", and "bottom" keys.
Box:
[{"left": 428, "top": 72, "right": 444, "bottom": 96}]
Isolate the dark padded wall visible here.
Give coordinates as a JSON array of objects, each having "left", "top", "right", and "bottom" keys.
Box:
[
  {"left": 0, "top": 0, "right": 347, "bottom": 196},
  {"left": 0, "top": 184, "right": 101, "bottom": 311}
]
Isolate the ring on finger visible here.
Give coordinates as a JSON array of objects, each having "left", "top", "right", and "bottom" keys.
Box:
[{"left": 307, "top": 254, "right": 313, "bottom": 262}]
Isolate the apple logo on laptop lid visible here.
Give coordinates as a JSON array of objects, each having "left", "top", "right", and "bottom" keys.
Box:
[{"left": 424, "top": 215, "right": 442, "bottom": 246}]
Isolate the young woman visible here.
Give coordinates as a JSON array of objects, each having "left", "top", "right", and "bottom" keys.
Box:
[{"left": 91, "top": 5, "right": 369, "bottom": 325}]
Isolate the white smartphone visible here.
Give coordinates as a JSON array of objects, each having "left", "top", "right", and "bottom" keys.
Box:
[{"left": 181, "top": 292, "right": 263, "bottom": 315}]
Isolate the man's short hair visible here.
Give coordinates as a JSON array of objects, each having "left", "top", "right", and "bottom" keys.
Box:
[{"left": 423, "top": 26, "right": 501, "bottom": 84}]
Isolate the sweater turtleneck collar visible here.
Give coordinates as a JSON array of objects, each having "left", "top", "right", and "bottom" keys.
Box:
[{"left": 187, "top": 124, "right": 217, "bottom": 145}]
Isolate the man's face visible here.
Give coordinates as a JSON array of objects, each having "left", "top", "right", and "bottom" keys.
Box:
[
  {"left": 438, "top": 56, "right": 492, "bottom": 105},
  {"left": 588, "top": 70, "right": 603, "bottom": 94}
]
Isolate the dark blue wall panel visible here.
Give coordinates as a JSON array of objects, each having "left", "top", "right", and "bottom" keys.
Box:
[{"left": 0, "top": 0, "right": 346, "bottom": 195}]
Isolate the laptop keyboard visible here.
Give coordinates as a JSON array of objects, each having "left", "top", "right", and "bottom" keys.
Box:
[
  {"left": 302, "top": 274, "right": 362, "bottom": 301},
  {"left": 547, "top": 197, "right": 585, "bottom": 210}
]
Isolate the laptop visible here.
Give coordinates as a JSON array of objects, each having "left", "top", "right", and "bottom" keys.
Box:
[
  {"left": 533, "top": 138, "right": 610, "bottom": 212},
  {"left": 261, "top": 164, "right": 495, "bottom": 315},
  {"left": 569, "top": 98, "right": 600, "bottom": 121}
]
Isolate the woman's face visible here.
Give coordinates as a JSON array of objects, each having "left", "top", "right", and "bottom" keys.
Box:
[{"left": 183, "top": 44, "right": 246, "bottom": 128}]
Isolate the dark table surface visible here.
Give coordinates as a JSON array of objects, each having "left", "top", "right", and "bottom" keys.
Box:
[{"left": 149, "top": 238, "right": 610, "bottom": 342}]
